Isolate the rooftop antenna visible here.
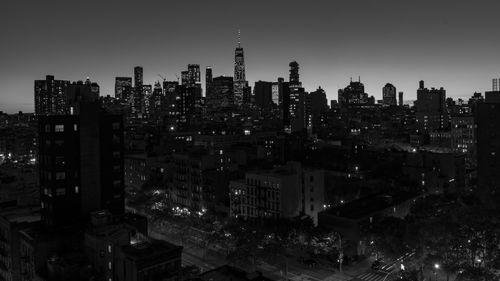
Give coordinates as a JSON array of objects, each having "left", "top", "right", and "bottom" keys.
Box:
[
  {"left": 350, "top": 77, "right": 352, "bottom": 83},
  {"left": 358, "top": 76, "right": 361, "bottom": 82}
]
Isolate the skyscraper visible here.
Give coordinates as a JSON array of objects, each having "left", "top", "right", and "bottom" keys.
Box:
[
  {"left": 134, "top": 66, "right": 143, "bottom": 88},
  {"left": 182, "top": 64, "right": 201, "bottom": 87},
  {"left": 415, "top": 80, "right": 448, "bottom": 132},
  {"left": 289, "top": 61, "right": 300, "bottom": 87},
  {"left": 254, "top": 81, "right": 273, "bottom": 110},
  {"left": 34, "top": 75, "right": 70, "bottom": 116},
  {"left": 115, "top": 77, "right": 132, "bottom": 100},
  {"left": 275, "top": 77, "right": 291, "bottom": 127},
  {"left": 271, "top": 79, "right": 281, "bottom": 106},
  {"left": 149, "top": 81, "right": 163, "bottom": 117},
  {"left": 181, "top": 64, "right": 202, "bottom": 103},
  {"left": 205, "top": 66, "right": 213, "bottom": 98},
  {"left": 307, "top": 87, "right": 328, "bottom": 132},
  {"left": 131, "top": 67, "right": 145, "bottom": 118},
  {"left": 398, "top": 91, "right": 404, "bottom": 106},
  {"left": 382, "top": 83, "right": 397, "bottom": 106},
  {"left": 163, "top": 81, "right": 180, "bottom": 128},
  {"left": 337, "top": 78, "right": 372, "bottom": 107},
  {"left": 233, "top": 30, "right": 248, "bottom": 105},
  {"left": 66, "top": 80, "right": 100, "bottom": 114},
  {"left": 287, "top": 62, "right": 306, "bottom": 132},
  {"left": 209, "top": 76, "right": 234, "bottom": 108}
]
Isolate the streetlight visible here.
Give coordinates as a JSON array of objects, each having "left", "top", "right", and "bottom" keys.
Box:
[{"left": 433, "top": 263, "right": 440, "bottom": 281}]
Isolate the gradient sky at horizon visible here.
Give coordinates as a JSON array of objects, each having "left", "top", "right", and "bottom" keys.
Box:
[{"left": 1, "top": 0, "right": 500, "bottom": 113}]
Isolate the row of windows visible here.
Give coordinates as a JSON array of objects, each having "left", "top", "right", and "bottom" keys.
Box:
[
  {"left": 45, "top": 124, "right": 78, "bottom": 133},
  {"left": 43, "top": 186, "right": 79, "bottom": 197}
]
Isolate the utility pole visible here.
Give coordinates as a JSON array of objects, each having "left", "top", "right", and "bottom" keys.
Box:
[{"left": 338, "top": 234, "right": 343, "bottom": 273}]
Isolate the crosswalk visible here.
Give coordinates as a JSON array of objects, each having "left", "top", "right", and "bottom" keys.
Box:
[{"left": 355, "top": 272, "right": 388, "bottom": 281}]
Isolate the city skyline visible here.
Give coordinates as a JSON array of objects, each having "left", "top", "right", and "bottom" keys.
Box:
[{"left": 2, "top": 0, "right": 500, "bottom": 113}]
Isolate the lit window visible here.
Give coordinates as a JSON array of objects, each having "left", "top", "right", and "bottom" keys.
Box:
[
  {"left": 73, "top": 124, "right": 78, "bottom": 131},
  {"left": 55, "top": 125, "right": 64, "bottom": 132},
  {"left": 75, "top": 186, "right": 79, "bottom": 193},
  {"left": 108, "top": 261, "right": 112, "bottom": 270},
  {"left": 108, "top": 245, "right": 112, "bottom": 253}
]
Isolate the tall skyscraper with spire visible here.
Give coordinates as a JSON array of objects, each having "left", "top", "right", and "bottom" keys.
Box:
[{"left": 233, "top": 30, "right": 248, "bottom": 105}]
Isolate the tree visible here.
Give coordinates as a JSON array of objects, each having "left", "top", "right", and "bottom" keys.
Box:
[
  {"left": 456, "top": 267, "right": 500, "bottom": 281},
  {"left": 363, "top": 216, "right": 409, "bottom": 260}
]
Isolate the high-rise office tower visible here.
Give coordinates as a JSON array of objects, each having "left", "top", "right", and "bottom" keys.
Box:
[
  {"left": 34, "top": 75, "right": 70, "bottom": 116},
  {"left": 289, "top": 87, "right": 306, "bottom": 133},
  {"left": 66, "top": 80, "right": 100, "bottom": 114},
  {"left": 134, "top": 66, "right": 143, "bottom": 88},
  {"left": 307, "top": 87, "right": 328, "bottom": 131},
  {"left": 337, "top": 78, "right": 372, "bottom": 107},
  {"left": 286, "top": 62, "right": 306, "bottom": 132},
  {"left": 289, "top": 61, "right": 300, "bottom": 88},
  {"left": 132, "top": 67, "right": 145, "bottom": 118},
  {"left": 181, "top": 64, "right": 202, "bottom": 103},
  {"left": 176, "top": 85, "right": 197, "bottom": 126},
  {"left": 398, "top": 91, "right": 404, "bottom": 106},
  {"left": 271, "top": 79, "right": 281, "bottom": 106},
  {"left": 38, "top": 102, "right": 124, "bottom": 227},
  {"left": 209, "top": 76, "right": 234, "bottom": 108},
  {"left": 233, "top": 30, "right": 248, "bottom": 105},
  {"left": 206, "top": 66, "right": 213, "bottom": 98},
  {"left": 182, "top": 64, "right": 201, "bottom": 87},
  {"left": 141, "top": 84, "right": 152, "bottom": 117},
  {"left": 382, "top": 83, "right": 397, "bottom": 106},
  {"left": 162, "top": 81, "right": 180, "bottom": 128},
  {"left": 254, "top": 81, "right": 273, "bottom": 110},
  {"left": 115, "top": 77, "right": 133, "bottom": 100},
  {"left": 275, "top": 77, "right": 291, "bottom": 126},
  {"left": 415, "top": 80, "right": 448, "bottom": 132},
  {"left": 149, "top": 81, "right": 163, "bottom": 117},
  {"left": 476, "top": 84, "right": 500, "bottom": 206}
]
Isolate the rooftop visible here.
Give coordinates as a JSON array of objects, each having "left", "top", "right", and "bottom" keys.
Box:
[
  {"left": 120, "top": 239, "right": 182, "bottom": 261},
  {"left": 200, "top": 265, "right": 274, "bottom": 281},
  {"left": 321, "top": 190, "right": 418, "bottom": 220}
]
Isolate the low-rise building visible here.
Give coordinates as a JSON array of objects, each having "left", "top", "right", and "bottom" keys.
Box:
[
  {"left": 318, "top": 190, "right": 421, "bottom": 256},
  {"left": 116, "top": 239, "right": 182, "bottom": 281},
  {"left": 229, "top": 162, "right": 325, "bottom": 225}
]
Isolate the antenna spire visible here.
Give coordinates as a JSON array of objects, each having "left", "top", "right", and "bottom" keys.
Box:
[{"left": 237, "top": 29, "right": 241, "bottom": 48}]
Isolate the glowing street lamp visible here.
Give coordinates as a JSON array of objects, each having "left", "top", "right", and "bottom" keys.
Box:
[{"left": 433, "top": 264, "right": 440, "bottom": 281}]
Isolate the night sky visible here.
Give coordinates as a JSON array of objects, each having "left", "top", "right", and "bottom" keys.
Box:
[{"left": 1, "top": 0, "right": 500, "bottom": 113}]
